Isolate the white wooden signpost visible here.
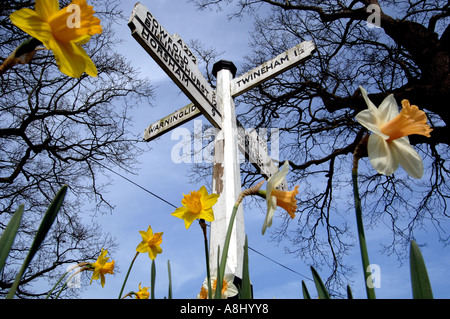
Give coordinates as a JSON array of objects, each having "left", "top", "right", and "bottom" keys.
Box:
[
  {"left": 231, "top": 41, "right": 316, "bottom": 97},
  {"left": 128, "top": 2, "right": 315, "bottom": 289}
]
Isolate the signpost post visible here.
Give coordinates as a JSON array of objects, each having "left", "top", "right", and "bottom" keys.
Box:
[{"left": 128, "top": 2, "right": 315, "bottom": 295}]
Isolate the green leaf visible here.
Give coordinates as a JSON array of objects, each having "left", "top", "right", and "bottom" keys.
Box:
[
  {"left": 311, "top": 266, "right": 330, "bottom": 299},
  {"left": 410, "top": 240, "right": 433, "bottom": 299},
  {"left": 0, "top": 205, "right": 24, "bottom": 273},
  {"left": 6, "top": 185, "right": 67, "bottom": 299},
  {"left": 240, "top": 235, "right": 252, "bottom": 299},
  {"left": 302, "top": 281, "right": 311, "bottom": 299},
  {"left": 215, "top": 246, "right": 222, "bottom": 299},
  {"left": 347, "top": 285, "right": 354, "bottom": 299},
  {"left": 216, "top": 203, "right": 240, "bottom": 299}
]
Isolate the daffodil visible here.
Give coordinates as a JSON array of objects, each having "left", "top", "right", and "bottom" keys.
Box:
[
  {"left": 198, "top": 274, "right": 238, "bottom": 299},
  {"left": 172, "top": 186, "right": 219, "bottom": 229},
  {"left": 136, "top": 226, "right": 163, "bottom": 260},
  {"left": 90, "top": 248, "right": 114, "bottom": 287},
  {"left": 261, "top": 161, "right": 299, "bottom": 235},
  {"left": 135, "top": 283, "right": 150, "bottom": 299},
  {"left": 9, "top": 0, "right": 102, "bottom": 78},
  {"left": 355, "top": 86, "right": 433, "bottom": 179},
  {"left": 196, "top": 286, "right": 209, "bottom": 299}
]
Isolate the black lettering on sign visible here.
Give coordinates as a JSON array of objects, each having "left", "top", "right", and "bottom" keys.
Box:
[{"left": 177, "top": 38, "right": 197, "bottom": 65}]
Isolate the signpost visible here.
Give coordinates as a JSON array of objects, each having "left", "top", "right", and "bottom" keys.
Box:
[
  {"left": 143, "top": 103, "right": 201, "bottom": 141},
  {"left": 237, "top": 123, "right": 287, "bottom": 190},
  {"left": 128, "top": 2, "right": 315, "bottom": 293},
  {"left": 231, "top": 41, "right": 316, "bottom": 97},
  {"left": 144, "top": 100, "right": 286, "bottom": 188},
  {"left": 128, "top": 4, "right": 222, "bottom": 129}
]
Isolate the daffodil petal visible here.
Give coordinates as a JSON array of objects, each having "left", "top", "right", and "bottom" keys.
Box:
[
  {"left": 100, "top": 274, "right": 106, "bottom": 287},
  {"left": 224, "top": 274, "right": 238, "bottom": 298},
  {"left": 359, "top": 86, "right": 378, "bottom": 112},
  {"left": 200, "top": 208, "right": 215, "bottom": 222},
  {"left": 74, "top": 44, "right": 98, "bottom": 77},
  {"left": 355, "top": 109, "right": 390, "bottom": 140},
  {"left": 10, "top": 9, "right": 53, "bottom": 43},
  {"left": 390, "top": 137, "right": 424, "bottom": 179},
  {"left": 136, "top": 241, "right": 148, "bottom": 253},
  {"left": 172, "top": 206, "right": 188, "bottom": 218},
  {"left": 138, "top": 230, "right": 148, "bottom": 240},
  {"left": 377, "top": 94, "right": 400, "bottom": 124},
  {"left": 182, "top": 212, "right": 198, "bottom": 229},
  {"left": 201, "top": 193, "right": 219, "bottom": 210},
  {"left": 262, "top": 196, "right": 277, "bottom": 235},
  {"left": 226, "top": 284, "right": 239, "bottom": 298},
  {"left": 267, "top": 161, "right": 289, "bottom": 197},
  {"left": 48, "top": 39, "right": 87, "bottom": 78},
  {"left": 198, "top": 186, "right": 208, "bottom": 196},
  {"left": 368, "top": 134, "right": 399, "bottom": 176},
  {"left": 146, "top": 225, "right": 154, "bottom": 236},
  {"left": 35, "top": 0, "right": 59, "bottom": 20},
  {"left": 148, "top": 246, "right": 162, "bottom": 260}
]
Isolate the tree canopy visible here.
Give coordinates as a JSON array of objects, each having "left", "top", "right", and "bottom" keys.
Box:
[
  {"left": 193, "top": 0, "right": 450, "bottom": 294},
  {"left": 0, "top": 0, "right": 152, "bottom": 298}
]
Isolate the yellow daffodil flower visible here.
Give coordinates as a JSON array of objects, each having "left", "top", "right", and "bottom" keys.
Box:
[
  {"left": 355, "top": 86, "right": 433, "bottom": 179},
  {"left": 9, "top": 0, "right": 102, "bottom": 78},
  {"left": 136, "top": 226, "right": 163, "bottom": 260},
  {"left": 172, "top": 186, "right": 219, "bottom": 229},
  {"left": 198, "top": 274, "right": 238, "bottom": 299},
  {"left": 262, "top": 161, "right": 299, "bottom": 235},
  {"left": 90, "top": 248, "right": 114, "bottom": 287},
  {"left": 135, "top": 283, "right": 150, "bottom": 299}
]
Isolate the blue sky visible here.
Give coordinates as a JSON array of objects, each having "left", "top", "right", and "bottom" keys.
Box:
[{"left": 76, "top": 0, "right": 450, "bottom": 299}]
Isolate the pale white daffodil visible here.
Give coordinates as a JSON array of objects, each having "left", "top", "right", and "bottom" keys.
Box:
[
  {"left": 355, "top": 86, "right": 432, "bottom": 179},
  {"left": 262, "top": 161, "right": 299, "bottom": 235},
  {"left": 197, "top": 274, "right": 238, "bottom": 299}
]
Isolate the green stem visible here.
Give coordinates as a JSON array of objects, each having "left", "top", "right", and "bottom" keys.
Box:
[
  {"left": 151, "top": 259, "right": 156, "bottom": 299},
  {"left": 118, "top": 252, "right": 139, "bottom": 299},
  {"left": 54, "top": 270, "right": 79, "bottom": 299},
  {"left": 167, "top": 260, "right": 172, "bottom": 299},
  {"left": 352, "top": 164, "right": 376, "bottom": 299},
  {"left": 199, "top": 220, "right": 212, "bottom": 299},
  {"left": 47, "top": 264, "right": 90, "bottom": 299},
  {"left": 46, "top": 271, "right": 69, "bottom": 299}
]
